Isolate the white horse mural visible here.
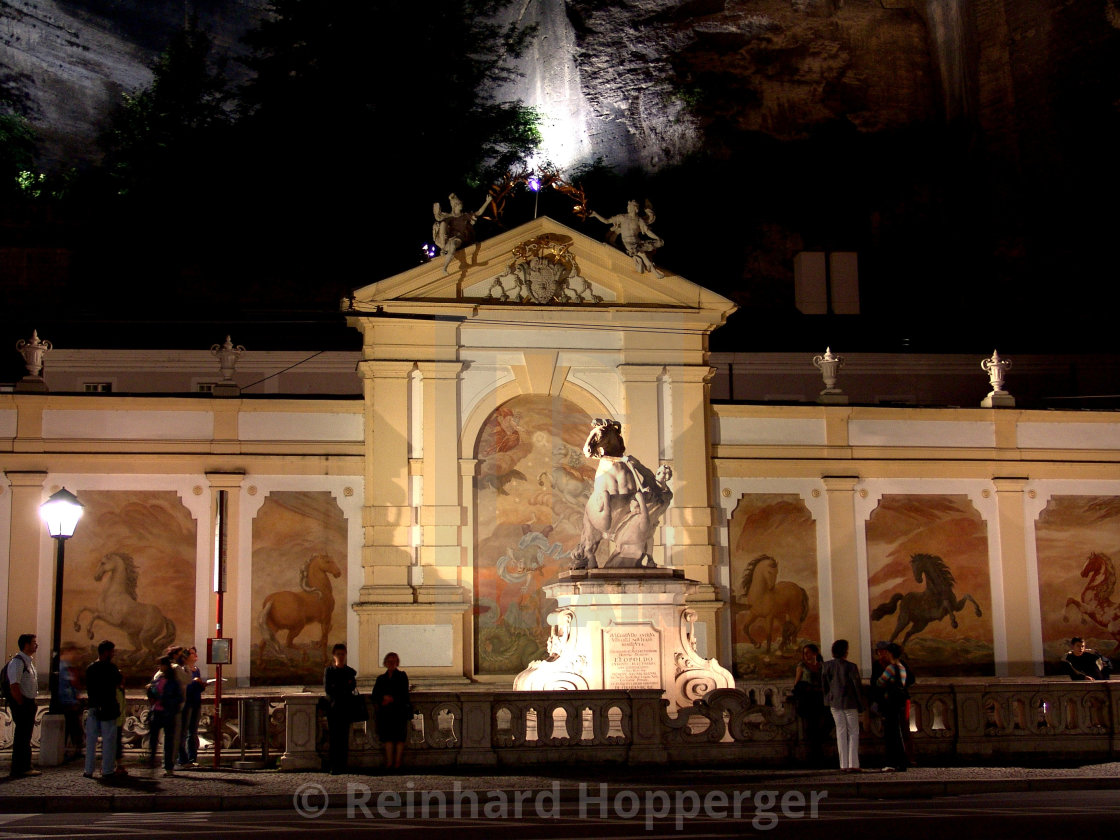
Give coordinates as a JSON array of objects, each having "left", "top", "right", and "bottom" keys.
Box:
[{"left": 74, "top": 552, "right": 177, "bottom": 656}]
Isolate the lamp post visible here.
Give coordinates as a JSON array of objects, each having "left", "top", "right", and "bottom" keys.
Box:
[{"left": 39, "top": 488, "right": 83, "bottom": 713}]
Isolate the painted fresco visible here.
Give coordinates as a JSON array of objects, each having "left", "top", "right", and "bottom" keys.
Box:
[
  {"left": 63, "top": 490, "right": 196, "bottom": 685},
  {"left": 867, "top": 494, "right": 993, "bottom": 676},
  {"left": 728, "top": 494, "right": 819, "bottom": 680},
  {"left": 1035, "top": 496, "right": 1120, "bottom": 674},
  {"left": 250, "top": 491, "right": 348, "bottom": 685},
  {"left": 475, "top": 395, "right": 594, "bottom": 674}
]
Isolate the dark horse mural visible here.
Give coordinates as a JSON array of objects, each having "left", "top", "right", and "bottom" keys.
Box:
[{"left": 871, "top": 553, "right": 983, "bottom": 645}]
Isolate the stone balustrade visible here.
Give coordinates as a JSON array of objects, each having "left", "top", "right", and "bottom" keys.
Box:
[{"left": 5, "top": 679, "right": 1119, "bottom": 768}]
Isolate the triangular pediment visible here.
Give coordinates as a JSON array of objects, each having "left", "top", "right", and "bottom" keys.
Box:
[{"left": 346, "top": 216, "right": 735, "bottom": 317}]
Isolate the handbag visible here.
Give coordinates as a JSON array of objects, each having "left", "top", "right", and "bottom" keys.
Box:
[{"left": 349, "top": 693, "right": 369, "bottom": 723}]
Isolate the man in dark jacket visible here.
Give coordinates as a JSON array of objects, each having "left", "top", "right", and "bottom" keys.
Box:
[
  {"left": 1063, "top": 637, "right": 1112, "bottom": 681},
  {"left": 84, "top": 640, "right": 123, "bottom": 779}
]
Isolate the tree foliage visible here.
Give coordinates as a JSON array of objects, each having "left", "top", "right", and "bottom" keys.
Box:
[
  {"left": 235, "top": 0, "right": 540, "bottom": 281},
  {"left": 101, "top": 18, "right": 232, "bottom": 205}
]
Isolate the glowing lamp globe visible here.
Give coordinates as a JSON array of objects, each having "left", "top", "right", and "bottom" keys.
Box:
[{"left": 40, "top": 488, "right": 83, "bottom": 539}]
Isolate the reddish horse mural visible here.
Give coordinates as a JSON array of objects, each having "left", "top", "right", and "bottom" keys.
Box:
[{"left": 1064, "top": 552, "right": 1120, "bottom": 656}]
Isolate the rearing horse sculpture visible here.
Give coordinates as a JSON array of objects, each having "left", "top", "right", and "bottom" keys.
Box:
[
  {"left": 257, "top": 554, "right": 342, "bottom": 659},
  {"left": 871, "top": 553, "right": 983, "bottom": 645},
  {"left": 74, "top": 552, "right": 177, "bottom": 656},
  {"left": 567, "top": 419, "right": 673, "bottom": 570}
]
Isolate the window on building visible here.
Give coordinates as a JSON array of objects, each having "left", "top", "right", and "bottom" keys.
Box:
[
  {"left": 196, "top": 383, "right": 216, "bottom": 394},
  {"left": 83, "top": 382, "right": 112, "bottom": 393}
]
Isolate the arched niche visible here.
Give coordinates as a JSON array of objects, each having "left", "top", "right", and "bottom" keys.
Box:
[
  {"left": 472, "top": 393, "right": 601, "bottom": 675},
  {"left": 865, "top": 494, "right": 993, "bottom": 676},
  {"left": 250, "top": 490, "right": 348, "bottom": 685}
]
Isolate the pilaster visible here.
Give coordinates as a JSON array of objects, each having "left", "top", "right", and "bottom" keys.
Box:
[
  {"left": 206, "top": 471, "right": 244, "bottom": 683},
  {"left": 992, "top": 476, "right": 1032, "bottom": 676},
  {"left": 3, "top": 471, "right": 47, "bottom": 653},
  {"left": 821, "top": 475, "right": 863, "bottom": 669},
  {"left": 356, "top": 361, "right": 415, "bottom": 601}
]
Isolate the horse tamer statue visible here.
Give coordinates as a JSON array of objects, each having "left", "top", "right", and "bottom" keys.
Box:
[{"left": 568, "top": 419, "right": 673, "bottom": 570}]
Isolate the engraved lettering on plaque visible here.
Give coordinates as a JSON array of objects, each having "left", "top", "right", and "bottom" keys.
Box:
[{"left": 602, "top": 624, "right": 662, "bottom": 690}]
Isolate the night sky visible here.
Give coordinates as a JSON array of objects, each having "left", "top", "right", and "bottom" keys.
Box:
[{"left": 2, "top": 1, "right": 1119, "bottom": 387}]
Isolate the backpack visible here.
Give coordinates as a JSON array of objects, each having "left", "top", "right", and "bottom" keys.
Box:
[
  {"left": 149, "top": 672, "right": 182, "bottom": 710},
  {"left": 1, "top": 655, "right": 21, "bottom": 702}
]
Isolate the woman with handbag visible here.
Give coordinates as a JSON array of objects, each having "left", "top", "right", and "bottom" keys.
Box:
[
  {"left": 372, "top": 652, "right": 411, "bottom": 771},
  {"left": 324, "top": 643, "right": 358, "bottom": 775}
]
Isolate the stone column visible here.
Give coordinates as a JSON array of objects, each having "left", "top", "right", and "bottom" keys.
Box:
[
  {"left": 992, "top": 476, "right": 1033, "bottom": 676},
  {"left": 821, "top": 475, "right": 863, "bottom": 669},
  {"left": 3, "top": 471, "right": 47, "bottom": 655}
]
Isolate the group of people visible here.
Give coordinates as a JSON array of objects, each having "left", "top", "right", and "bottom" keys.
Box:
[
  {"left": 84, "top": 640, "right": 206, "bottom": 779},
  {"left": 3, "top": 633, "right": 207, "bottom": 780},
  {"left": 791, "top": 639, "right": 914, "bottom": 773},
  {"left": 323, "top": 645, "right": 411, "bottom": 775}
]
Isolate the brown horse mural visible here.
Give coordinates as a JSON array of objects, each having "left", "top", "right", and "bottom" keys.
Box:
[
  {"left": 734, "top": 554, "right": 809, "bottom": 654},
  {"left": 257, "top": 554, "right": 342, "bottom": 659},
  {"left": 871, "top": 553, "right": 983, "bottom": 646},
  {"left": 1064, "top": 552, "right": 1120, "bottom": 657}
]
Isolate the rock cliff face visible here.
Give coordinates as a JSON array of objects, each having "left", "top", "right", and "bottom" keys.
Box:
[
  {"left": 1, "top": 0, "right": 266, "bottom": 166},
  {"left": 3, "top": 0, "right": 1114, "bottom": 176}
]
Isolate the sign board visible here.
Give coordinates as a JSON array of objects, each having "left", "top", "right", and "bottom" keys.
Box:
[{"left": 207, "top": 637, "right": 231, "bottom": 665}]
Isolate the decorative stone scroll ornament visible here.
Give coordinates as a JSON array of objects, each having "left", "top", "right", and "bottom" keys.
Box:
[
  {"left": 485, "top": 234, "right": 601, "bottom": 304},
  {"left": 980, "top": 350, "right": 1014, "bottom": 408},
  {"left": 15, "top": 330, "right": 51, "bottom": 388},
  {"left": 512, "top": 607, "right": 590, "bottom": 691},
  {"left": 568, "top": 419, "right": 673, "bottom": 570},
  {"left": 674, "top": 608, "right": 736, "bottom": 705}
]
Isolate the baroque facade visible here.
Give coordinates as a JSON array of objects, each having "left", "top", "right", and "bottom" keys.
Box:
[{"left": 3, "top": 217, "right": 1120, "bottom": 688}]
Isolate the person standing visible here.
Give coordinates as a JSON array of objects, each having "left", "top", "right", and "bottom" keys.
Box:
[
  {"left": 58, "top": 641, "right": 84, "bottom": 758},
  {"left": 6, "top": 634, "right": 41, "bottom": 777},
  {"left": 792, "top": 643, "right": 828, "bottom": 766},
  {"left": 179, "top": 646, "right": 206, "bottom": 767},
  {"left": 875, "top": 642, "right": 910, "bottom": 772},
  {"left": 372, "top": 652, "right": 411, "bottom": 771},
  {"left": 821, "top": 638, "right": 864, "bottom": 773},
  {"left": 148, "top": 655, "right": 183, "bottom": 776},
  {"left": 83, "top": 639, "right": 123, "bottom": 779},
  {"left": 324, "top": 643, "right": 358, "bottom": 775}
]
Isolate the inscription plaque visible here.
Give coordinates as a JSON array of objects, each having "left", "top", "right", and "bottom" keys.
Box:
[{"left": 602, "top": 624, "right": 662, "bottom": 690}]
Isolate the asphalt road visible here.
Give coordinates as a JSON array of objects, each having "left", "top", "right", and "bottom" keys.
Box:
[{"left": 0, "top": 790, "right": 1117, "bottom": 839}]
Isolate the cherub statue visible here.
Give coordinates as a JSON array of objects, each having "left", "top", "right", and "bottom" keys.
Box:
[
  {"left": 590, "top": 199, "right": 665, "bottom": 277},
  {"left": 568, "top": 419, "right": 673, "bottom": 570},
  {"left": 433, "top": 192, "right": 492, "bottom": 274}
]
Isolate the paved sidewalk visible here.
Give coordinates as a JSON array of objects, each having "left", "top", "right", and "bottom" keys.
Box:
[{"left": 2, "top": 755, "right": 1119, "bottom": 813}]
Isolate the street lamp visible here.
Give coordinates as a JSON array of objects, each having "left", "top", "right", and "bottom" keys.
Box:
[{"left": 40, "top": 487, "right": 83, "bottom": 713}]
